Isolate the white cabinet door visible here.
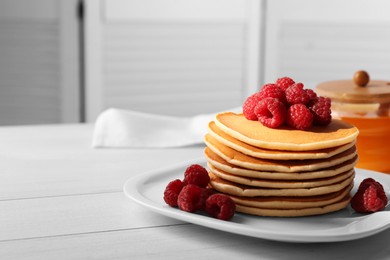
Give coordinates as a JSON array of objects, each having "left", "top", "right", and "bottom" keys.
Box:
[
  {"left": 0, "top": 0, "right": 80, "bottom": 125},
  {"left": 84, "top": 0, "right": 264, "bottom": 121},
  {"left": 263, "top": 0, "right": 390, "bottom": 89}
]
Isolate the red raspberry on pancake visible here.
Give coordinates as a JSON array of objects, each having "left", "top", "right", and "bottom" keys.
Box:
[
  {"left": 254, "top": 97, "right": 287, "bottom": 128},
  {"left": 285, "top": 83, "right": 310, "bottom": 105},
  {"left": 259, "top": 83, "right": 287, "bottom": 104},
  {"left": 275, "top": 76, "right": 295, "bottom": 92},
  {"left": 243, "top": 92, "right": 263, "bottom": 120},
  {"left": 286, "top": 103, "right": 313, "bottom": 130}
]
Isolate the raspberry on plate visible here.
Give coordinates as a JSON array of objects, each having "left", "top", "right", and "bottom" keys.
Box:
[
  {"left": 285, "top": 83, "right": 310, "bottom": 105},
  {"left": 308, "top": 96, "right": 332, "bottom": 126},
  {"left": 183, "top": 164, "right": 210, "bottom": 188},
  {"left": 198, "top": 188, "right": 215, "bottom": 210},
  {"left": 243, "top": 92, "right": 263, "bottom": 120},
  {"left": 286, "top": 104, "right": 313, "bottom": 130},
  {"left": 163, "top": 179, "right": 184, "bottom": 207},
  {"left": 259, "top": 83, "right": 287, "bottom": 104},
  {"left": 254, "top": 97, "right": 286, "bottom": 128},
  {"left": 275, "top": 77, "right": 295, "bottom": 92},
  {"left": 358, "top": 177, "right": 377, "bottom": 188},
  {"left": 205, "top": 194, "right": 236, "bottom": 221},
  {"left": 177, "top": 184, "right": 205, "bottom": 212},
  {"left": 350, "top": 178, "right": 388, "bottom": 213}
]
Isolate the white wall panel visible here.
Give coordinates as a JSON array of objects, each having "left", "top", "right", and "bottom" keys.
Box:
[
  {"left": 264, "top": 0, "right": 390, "bottom": 88},
  {"left": 85, "top": 0, "right": 263, "bottom": 120},
  {"left": 0, "top": 20, "right": 61, "bottom": 124},
  {"left": 102, "top": 22, "right": 244, "bottom": 116},
  {"left": 103, "top": 0, "right": 248, "bottom": 21},
  {"left": 0, "top": 0, "right": 80, "bottom": 125}
]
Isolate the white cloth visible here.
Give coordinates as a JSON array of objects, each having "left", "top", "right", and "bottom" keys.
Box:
[{"left": 92, "top": 108, "right": 241, "bottom": 148}]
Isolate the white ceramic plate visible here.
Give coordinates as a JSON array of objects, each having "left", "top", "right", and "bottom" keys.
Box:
[{"left": 123, "top": 160, "right": 390, "bottom": 243}]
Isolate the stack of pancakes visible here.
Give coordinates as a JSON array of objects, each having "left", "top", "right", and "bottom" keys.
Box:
[{"left": 204, "top": 112, "right": 359, "bottom": 217}]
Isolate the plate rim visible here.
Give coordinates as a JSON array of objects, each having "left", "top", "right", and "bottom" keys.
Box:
[{"left": 123, "top": 160, "right": 390, "bottom": 243}]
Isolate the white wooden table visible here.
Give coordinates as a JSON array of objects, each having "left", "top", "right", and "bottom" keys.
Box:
[{"left": 1, "top": 124, "right": 389, "bottom": 259}]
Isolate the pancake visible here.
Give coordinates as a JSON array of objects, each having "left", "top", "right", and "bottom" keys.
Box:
[
  {"left": 234, "top": 195, "right": 351, "bottom": 217},
  {"left": 214, "top": 112, "right": 359, "bottom": 151},
  {"left": 204, "top": 134, "right": 357, "bottom": 173},
  {"left": 209, "top": 172, "right": 355, "bottom": 197},
  {"left": 204, "top": 147, "right": 358, "bottom": 180},
  {"left": 204, "top": 110, "right": 359, "bottom": 217},
  {"left": 208, "top": 164, "right": 355, "bottom": 189},
  {"left": 230, "top": 183, "right": 353, "bottom": 209},
  {"left": 208, "top": 121, "right": 357, "bottom": 160}
]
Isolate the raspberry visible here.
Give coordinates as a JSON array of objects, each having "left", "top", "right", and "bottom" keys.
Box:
[
  {"left": 205, "top": 194, "right": 236, "bottom": 221},
  {"left": 163, "top": 179, "right": 184, "bottom": 207},
  {"left": 286, "top": 104, "right": 313, "bottom": 130},
  {"left": 177, "top": 184, "right": 205, "bottom": 212},
  {"left": 259, "top": 83, "right": 287, "bottom": 104},
  {"left": 183, "top": 164, "right": 210, "bottom": 188},
  {"left": 285, "top": 83, "right": 310, "bottom": 105},
  {"left": 198, "top": 188, "right": 215, "bottom": 210},
  {"left": 243, "top": 92, "right": 262, "bottom": 120},
  {"left": 275, "top": 77, "right": 295, "bottom": 92},
  {"left": 359, "top": 177, "right": 377, "bottom": 188},
  {"left": 305, "top": 89, "right": 318, "bottom": 100},
  {"left": 254, "top": 98, "right": 286, "bottom": 128},
  {"left": 351, "top": 178, "right": 388, "bottom": 213},
  {"left": 308, "top": 96, "right": 332, "bottom": 126}
]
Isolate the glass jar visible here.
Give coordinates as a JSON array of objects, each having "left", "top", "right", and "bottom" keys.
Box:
[{"left": 316, "top": 71, "right": 390, "bottom": 174}]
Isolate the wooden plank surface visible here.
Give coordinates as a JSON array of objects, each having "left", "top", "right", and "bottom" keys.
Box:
[
  {"left": 0, "top": 124, "right": 205, "bottom": 200},
  {"left": 0, "top": 192, "right": 183, "bottom": 241},
  {"left": 1, "top": 123, "right": 390, "bottom": 259},
  {"left": 1, "top": 220, "right": 390, "bottom": 260}
]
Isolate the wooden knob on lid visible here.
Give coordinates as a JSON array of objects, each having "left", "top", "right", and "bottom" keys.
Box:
[{"left": 353, "top": 70, "right": 370, "bottom": 87}]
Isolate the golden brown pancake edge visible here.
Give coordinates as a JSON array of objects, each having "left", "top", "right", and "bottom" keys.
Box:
[
  {"left": 215, "top": 112, "right": 359, "bottom": 151},
  {"left": 208, "top": 120, "right": 357, "bottom": 160}
]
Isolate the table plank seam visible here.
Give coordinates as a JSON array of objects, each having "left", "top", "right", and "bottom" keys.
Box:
[
  {"left": 0, "top": 190, "right": 122, "bottom": 202},
  {"left": 0, "top": 223, "right": 191, "bottom": 243}
]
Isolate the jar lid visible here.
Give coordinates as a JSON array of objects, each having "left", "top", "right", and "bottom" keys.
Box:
[{"left": 316, "top": 71, "right": 390, "bottom": 104}]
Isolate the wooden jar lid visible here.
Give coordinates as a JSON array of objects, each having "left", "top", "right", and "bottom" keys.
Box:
[{"left": 316, "top": 71, "right": 390, "bottom": 104}]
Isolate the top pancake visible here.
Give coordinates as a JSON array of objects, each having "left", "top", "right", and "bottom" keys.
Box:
[
  {"left": 215, "top": 112, "right": 359, "bottom": 151},
  {"left": 208, "top": 121, "right": 356, "bottom": 160}
]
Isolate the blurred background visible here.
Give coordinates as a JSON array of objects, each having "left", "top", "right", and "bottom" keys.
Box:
[{"left": 0, "top": 0, "right": 389, "bottom": 125}]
